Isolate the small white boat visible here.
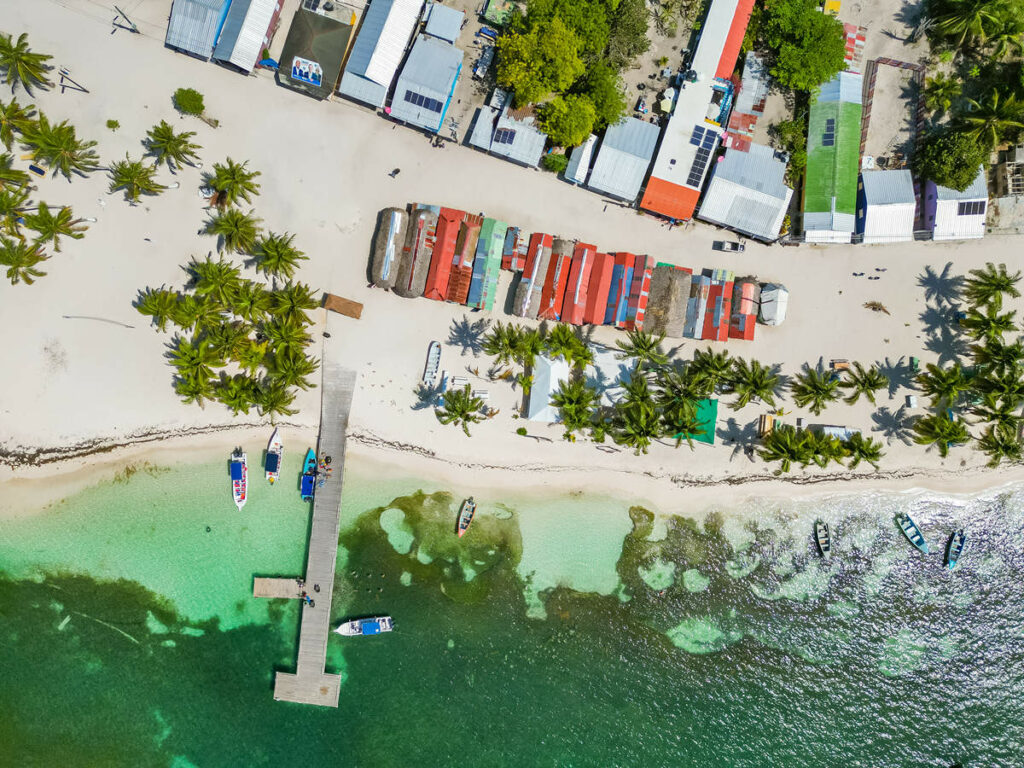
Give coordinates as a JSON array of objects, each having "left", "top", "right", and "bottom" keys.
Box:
[
  {"left": 334, "top": 616, "right": 394, "bottom": 637},
  {"left": 265, "top": 428, "right": 283, "bottom": 484},
  {"left": 230, "top": 449, "right": 247, "bottom": 510},
  {"left": 815, "top": 520, "right": 832, "bottom": 559},
  {"left": 423, "top": 340, "right": 441, "bottom": 385}
]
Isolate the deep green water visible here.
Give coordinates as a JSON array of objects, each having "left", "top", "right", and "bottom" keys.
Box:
[{"left": 1, "top": 453, "right": 1022, "bottom": 767}]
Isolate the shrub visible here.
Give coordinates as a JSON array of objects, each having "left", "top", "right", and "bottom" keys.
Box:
[
  {"left": 516, "top": 426, "right": 528, "bottom": 436},
  {"left": 106, "top": 119, "right": 120, "bottom": 131},
  {"left": 541, "top": 152, "right": 569, "bottom": 174},
  {"left": 173, "top": 88, "right": 205, "bottom": 116}
]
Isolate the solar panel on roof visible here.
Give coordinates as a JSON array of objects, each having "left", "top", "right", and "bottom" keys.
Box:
[
  {"left": 822, "top": 136, "right": 835, "bottom": 147},
  {"left": 702, "top": 132, "right": 716, "bottom": 149},
  {"left": 686, "top": 145, "right": 712, "bottom": 187},
  {"left": 690, "top": 126, "right": 705, "bottom": 146},
  {"left": 404, "top": 90, "right": 443, "bottom": 113},
  {"left": 494, "top": 127, "right": 516, "bottom": 144},
  {"left": 825, "top": 118, "right": 835, "bottom": 130}
]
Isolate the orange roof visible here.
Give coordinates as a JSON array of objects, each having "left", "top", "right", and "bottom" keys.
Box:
[
  {"left": 640, "top": 177, "right": 701, "bottom": 221},
  {"left": 716, "top": 0, "right": 756, "bottom": 80}
]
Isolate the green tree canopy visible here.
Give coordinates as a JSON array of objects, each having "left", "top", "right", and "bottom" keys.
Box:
[
  {"left": 539, "top": 94, "right": 597, "bottom": 146},
  {"left": 911, "top": 127, "right": 989, "bottom": 191},
  {"left": 761, "top": 0, "right": 846, "bottom": 91},
  {"left": 497, "top": 17, "right": 585, "bottom": 107},
  {"left": 576, "top": 63, "right": 627, "bottom": 130}
]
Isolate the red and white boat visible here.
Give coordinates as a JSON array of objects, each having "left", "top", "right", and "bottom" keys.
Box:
[{"left": 230, "top": 449, "right": 247, "bottom": 510}]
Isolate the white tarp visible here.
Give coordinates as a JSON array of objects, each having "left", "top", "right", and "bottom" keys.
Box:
[{"left": 759, "top": 283, "right": 788, "bottom": 326}]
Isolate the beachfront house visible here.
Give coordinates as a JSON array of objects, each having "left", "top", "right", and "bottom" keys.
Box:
[
  {"left": 388, "top": 35, "right": 463, "bottom": 134},
  {"left": 857, "top": 170, "right": 916, "bottom": 244},
  {"left": 922, "top": 167, "right": 988, "bottom": 241},
  {"left": 565, "top": 135, "right": 597, "bottom": 186},
  {"left": 697, "top": 143, "right": 793, "bottom": 242},
  {"left": 337, "top": 0, "right": 423, "bottom": 108},
  {"left": 639, "top": 0, "right": 755, "bottom": 221},
  {"left": 211, "top": 0, "right": 282, "bottom": 73},
  {"left": 276, "top": 5, "right": 354, "bottom": 100},
  {"left": 587, "top": 117, "right": 661, "bottom": 203},
  {"left": 802, "top": 71, "right": 863, "bottom": 243},
  {"left": 165, "top": 0, "right": 229, "bottom": 60},
  {"left": 423, "top": 2, "right": 464, "bottom": 43},
  {"left": 468, "top": 89, "right": 547, "bottom": 168},
  {"left": 526, "top": 355, "right": 571, "bottom": 422}
]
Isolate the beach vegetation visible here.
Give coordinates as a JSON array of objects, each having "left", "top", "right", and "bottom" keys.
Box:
[
  {"left": 255, "top": 378, "right": 298, "bottom": 420},
  {"left": 789, "top": 367, "right": 840, "bottom": 416},
  {"left": 923, "top": 73, "right": 962, "bottom": 115},
  {"left": 207, "top": 157, "right": 261, "bottom": 208},
  {"left": 214, "top": 373, "right": 258, "bottom": 415},
  {"left": 539, "top": 94, "right": 597, "bottom": 148},
  {"left": 976, "top": 423, "right": 1024, "bottom": 466},
  {"left": 971, "top": 336, "right": 1024, "bottom": 374},
  {"left": 957, "top": 88, "right": 1024, "bottom": 147},
  {"left": 0, "top": 184, "right": 29, "bottom": 235},
  {"left": 170, "top": 336, "right": 225, "bottom": 382},
  {"left": 145, "top": 120, "right": 201, "bottom": 171},
  {"left": 840, "top": 362, "right": 888, "bottom": 405},
  {"left": 688, "top": 347, "right": 734, "bottom": 394},
  {"left": 0, "top": 32, "right": 53, "bottom": 95},
  {"left": 0, "top": 152, "right": 29, "bottom": 187},
  {"left": 106, "top": 119, "right": 120, "bottom": 131},
  {"left": 0, "top": 98, "right": 36, "bottom": 150},
  {"left": 963, "top": 261, "right": 1021, "bottom": 310},
  {"left": 268, "top": 347, "right": 319, "bottom": 390},
  {"left": 254, "top": 231, "right": 307, "bottom": 281},
  {"left": 20, "top": 111, "right": 99, "bottom": 178},
  {"left": 174, "top": 373, "right": 217, "bottom": 407},
  {"left": 513, "top": 328, "right": 545, "bottom": 368},
  {"left": 436, "top": 384, "right": 486, "bottom": 436},
  {"left": 844, "top": 432, "right": 885, "bottom": 470},
  {"left": 911, "top": 127, "right": 989, "bottom": 191},
  {"left": 768, "top": 116, "right": 807, "bottom": 182},
  {"left": 135, "top": 287, "right": 181, "bottom": 333},
  {"left": 758, "top": 424, "right": 814, "bottom": 474},
  {"left": 189, "top": 255, "right": 242, "bottom": 306},
  {"left": 971, "top": 392, "right": 1022, "bottom": 435},
  {"left": 21, "top": 201, "right": 86, "bottom": 252},
  {"left": 540, "top": 152, "right": 569, "bottom": 174},
  {"left": 615, "top": 329, "right": 670, "bottom": 371},
  {"left": 230, "top": 280, "right": 272, "bottom": 324},
  {"left": 0, "top": 236, "right": 47, "bottom": 285},
  {"left": 912, "top": 412, "right": 971, "bottom": 457},
  {"left": 545, "top": 323, "right": 591, "bottom": 369},
  {"left": 172, "top": 88, "right": 205, "bottom": 116},
  {"left": 959, "top": 303, "right": 1018, "bottom": 343},
  {"left": 483, "top": 321, "right": 524, "bottom": 369},
  {"left": 497, "top": 17, "right": 584, "bottom": 107},
  {"left": 916, "top": 362, "right": 968, "bottom": 408},
  {"left": 270, "top": 281, "right": 318, "bottom": 325},
  {"left": 263, "top": 313, "right": 311, "bottom": 353},
  {"left": 611, "top": 380, "right": 661, "bottom": 455},
  {"left": 579, "top": 63, "right": 628, "bottom": 132},
  {"left": 206, "top": 208, "right": 262, "bottom": 254},
  {"left": 729, "top": 357, "right": 779, "bottom": 410},
  {"left": 551, "top": 378, "right": 600, "bottom": 436},
  {"left": 108, "top": 155, "right": 166, "bottom": 204},
  {"left": 661, "top": 398, "right": 704, "bottom": 449}
]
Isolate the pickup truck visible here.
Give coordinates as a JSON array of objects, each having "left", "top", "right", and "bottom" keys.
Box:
[{"left": 712, "top": 240, "right": 745, "bottom": 252}]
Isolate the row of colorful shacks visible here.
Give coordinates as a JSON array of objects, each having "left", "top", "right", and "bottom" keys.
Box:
[{"left": 370, "top": 204, "right": 759, "bottom": 341}]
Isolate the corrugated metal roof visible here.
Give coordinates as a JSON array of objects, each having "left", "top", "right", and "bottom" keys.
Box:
[
  {"left": 468, "top": 100, "right": 546, "bottom": 167},
  {"left": 388, "top": 35, "right": 462, "bottom": 131},
  {"left": 817, "top": 71, "right": 863, "bottom": 105},
  {"left": 860, "top": 169, "right": 914, "bottom": 205},
  {"left": 165, "top": 0, "right": 228, "bottom": 59},
  {"left": 935, "top": 167, "right": 988, "bottom": 200},
  {"left": 424, "top": 3, "right": 464, "bottom": 43},
  {"left": 565, "top": 134, "right": 597, "bottom": 184},
  {"left": 339, "top": 0, "right": 422, "bottom": 105},
  {"left": 527, "top": 355, "right": 570, "bottom": 422},
  {"left": 733, "top": 52, "right": 768, "bottom": 114},
  {"left": 213, "top": 0, "right": 277, "bottom": 72},
  {"left": 587, "top": 117, "right": 660, "bottom": 202}
]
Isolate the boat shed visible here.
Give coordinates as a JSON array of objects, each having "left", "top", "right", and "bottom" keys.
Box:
[
  {"left": 512, "top": 232, "right": 553, "bottom": 318},
  {"left": 583, "top": 252, "right": 614, "bottom": 325},
  {"left": 565, "top": 134, "right": 597, "bottom": 185},
  {"left": 526, "top": 355, "right": 571, "bottom": 422},
  {"left": 469, "top": 90, "right": 547, "bottom": 168},
  {"left": 388, "top": 34, "right": 463, "bottom": 133},
  {"left": 538, "top": 239, "right": 574, "bottom": 321},
  {"left": 424, "top": 2, "right": 464, "bottom": 43},
  {"left": 923, "top": 167, "right": 988, "bottom": 241},
  {"left": 370, "top": 207, "right": 407, "bottom": 289},
  {"left": 857, "top": 169, "right": 916, "bottom": 244},
  {"left": 729, "top": 278, "right": 759, "bottom": 341},
  {"left": 446, "top": 214, "right": 483, "bottom": 304},
  {"left": 165, "top": 0, "right": 229, "bottom": 60},
  {"left": 587, "top": 118, "right": 661, "bottom": 203},
  {"left": 338, "top": 0, "right": 423, "bottom": 108},
  {"left": 645, "top": 263, "right": 692, "bottom": 338},
  {"left": 697, "top": 142, "right": 793, "bottom": 241},
  {"left": 561, "top": 242, "right": 597, "bottom": 325},
  {"left": 466, "top": 218, "right": 508, "bottom": 311},
  {"left": 395, "top": 204, "right": 439, "bottom": 298},
  {"left": 276, "top": 7, "right": 355, "bottom": 99},
  {"left": 212, "top": 0, "right": 281, "bottom": 73}
]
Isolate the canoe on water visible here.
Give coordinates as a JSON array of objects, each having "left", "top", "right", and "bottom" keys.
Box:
[
  {"left": 815, "top": 520, "right": 832, "bottom": 559},
  {"left": 895, "top": 512, "right": 929, "bottom": 554},
  {"left": 946, "top": 529, "right": 967, "bottom": 570}
]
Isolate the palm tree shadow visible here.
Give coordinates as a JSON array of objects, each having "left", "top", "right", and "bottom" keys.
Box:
[
  {"left": 876, "top": 356, "right": 915, "bottom": 398},
  {"left": 917, "top": 262, "right": 963, "bottom": 306},
  {"left": 768, "top": 362, "right": 790, "bottom": 401},
  {"left": 412, "top": 381, "right": 444, "bottom": 411},
  {"left": 717, "top": 416, "right": 758, "bottom": 444},
  {"left": 446, "top": 315, "right": 490, "bottom": 357},
  {"left": 923, "top": 327, "right": 971, "bottom": 366},
  {"left": 871, "top": 406, "right": 914, "bottom": 446}
]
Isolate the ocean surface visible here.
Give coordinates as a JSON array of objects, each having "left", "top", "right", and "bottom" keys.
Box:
[{"left": 1, "top": 451, "right": 1022, "bottom": 767}]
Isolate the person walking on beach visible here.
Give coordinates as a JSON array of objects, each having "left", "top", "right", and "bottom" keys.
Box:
[{"left": 389, "top": 168, "right": 401, "bottom": 178}]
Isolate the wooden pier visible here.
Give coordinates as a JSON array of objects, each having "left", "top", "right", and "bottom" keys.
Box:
[{"left": 268, "top": 363, "right": 356, "bottom": 708}]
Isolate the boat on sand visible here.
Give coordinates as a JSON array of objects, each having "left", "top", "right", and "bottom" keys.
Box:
[{"left": 230, "top": 449, "right": 247, "bottom": 510}]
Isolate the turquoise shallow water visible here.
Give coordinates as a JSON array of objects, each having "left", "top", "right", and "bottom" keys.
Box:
[{"left": 1, "top": 454, "right": 1023, "bottom": 766}]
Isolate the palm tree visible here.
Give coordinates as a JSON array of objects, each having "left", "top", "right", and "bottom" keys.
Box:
[
  {"left": 207, "top": 208, "right": 261, "bottom": 254},
  {"left": 255, "top": 378, "right": 298, "bottom": 421},
  {"left": 963, "top": 262, "right": 1021, "bottom": 310},
  {"left": 611, "top": 397, "right": 662, "bottom": 454},
  {"left": 546, "top": 323, "right": 583, "bottom": 366},
  {"left": 973, "top": 368, "right": 1024, "bottom": 405},
  {"left": 254, "top": 231, "right": 307, "bottom": 280},
  {"left": 189, "top": 256, "right": 241, "bottom": 306},
  {"left": 144, "top": 120, "right": 201, "bottom": 171},
  {"left": 551, "top": 378, "right": 599, "bottom": 434},
  {"left": 0, "top": 236, "right": 47, "bottom": 284},
  {"left": 917, "top": 362, "right": 968, "bottom": 407},
  {"left": 263, "top": 314, "right": 310, "bottom": 353},
  {"left": 656, "top": 366, "right": 705, "bottom": 410},
  {"left": 231, "top": 280, "right": 272, "bottom": 324},
  {"left": 960, "top": 303, "right": 1017, "bottom": 343},
  {"left": 807, "top": 431, "right": 848, "bottom": 468},
  {"left": 172, "top": 295, "right": 224, "bottom": 334},
  {"left": 214, "top": 373, "right": 257, "bottom": 415},
  {"left": 0, "top": 152, "right": 29, "bottom": 188},
  {"left": 108, "top": 156, "right": 166, "bottom": 204},
  {"left": 175, "top": 373, "right": 217, "bottom": 407},
  {"left": 0, "top": 184, "right": 29, "bottom": 236},
  {"left": 790, "top": 368, "right": 841, "bottom": 416},
  {"left": 661, "top": 399, "right": 704, "bottom": 449},
  {"left": 989, "top": 15, "right": 1024, "bottom": 59},
  {"left": 844, "top": 432, "right": 885, "bottom": 469},
  {"left": 972, "top": 336, "right": 1024, "bottom": 375},
  {"left": 21, "top": 202, "right": 86, "bottom": 252},
  {"left": 135, "top": 286, "right": 179, "bottom": 332},
  {"left": 206, "top": 318, "right": 251, "bottom": 361},
  {"left": 972, "top": 392, "right": 1022, "bottom": 433},
  {"left": 689, "top": 347, "right": 733, "bottom": 394},
  {"left": 923, "top": 72, "right": 961, "bottom": 115},
  {"left": 514, "top": 328, "right": 545, "bottom": 368},
  {"left": 435, "top": 384, "right": 485, "bottom": 436},
  {"left": 208, "top": 157, "right": 261, "bottom": 208},
  {"left": 483, "top": 321, "right": 523, "bottom": 368},
  {"left": 233, "top": 338, "right": 267, "bottom": 375},
  {"left": 615, "top": 329, "right": 669, "bottom": 370},
  {"left": 0, "top": 98, "right": 36, "bottom": 150},
  {"left": 758, "top": 424, "right": 814, "bottom": 474},
  {"left": 0, "top": 33, "right": 53, "bottom": 95},
  {"left": 959, "top": 89, "right": 1024, "bottom": 147},
  {"left": 170, "top": 336, "right": 224, "bottom": 382},
  {"left": 730, "top": 358, "right": 779, "bottom": 410},
  {"left": 912, "top": 412, "right": 970, "bottom": 457},
  {"left": 268, "top": 347, "right": 319, "bottom": 390},
  {"left": 840, "top": 362, "right": 889, "bottom": 405},
  {"left": 270, "top": 281, "right": 318, "bottom": 325},
  {"left": 930, "top": 0, "right": 1003, "bottom": 47},
  {"left": 976, "top": 424, "right": 1023, "bottom": 466},
  {"left": 20, "top": 112, "right": 98, "bottom": 177}
]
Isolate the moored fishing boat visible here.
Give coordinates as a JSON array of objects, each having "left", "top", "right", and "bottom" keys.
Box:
[
  {"left": 895, "top": 512, "right": 929, "bottom": 554},
  {"left": 300, "top": 448, "right": 317, "bottom": 501},
  {"left": 946, "top": 529, "right": 967, "bottom": 570},
  {"left": 334, "top": 616, "right": 394, "bottom": 636},
  {"left": 230, "top": 449, "right": 247, "bottom": 510},
  {"left": 456, "top": 496, "right": 476, "bottom": 538},
  {"left": 815, "top": 520, "right": 832, "bottom": 559},
  {"left": 265, "top": 428, "right": 283, "bottom": 484}
]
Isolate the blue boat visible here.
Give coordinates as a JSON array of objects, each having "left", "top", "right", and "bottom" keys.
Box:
[
  {"left": 300, "top": 448, "right": 317, "bottom": 501},
  {"left": 895, "top": 512, "right": 929, "bottom": 554},
  {"left": 334, "top": 615, "right": 394, "bottom": 637},
  {"left": 946, "top": 529, "right": 967, "bottom": 570}
]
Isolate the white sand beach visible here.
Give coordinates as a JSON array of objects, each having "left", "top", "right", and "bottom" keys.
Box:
[{"left": 2, "top": 0, "right": 1023, "bottom": 517}]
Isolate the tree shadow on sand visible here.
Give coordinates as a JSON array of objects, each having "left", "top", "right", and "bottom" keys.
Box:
[
  {"left": 412, "top": 381, "right": 444, "bottom": 411},
  {"left": 871, "top": 405, "right": 915, "bottom": 446},
  {"left": 918, "top": 262, "right": 964, "bottom": 307},
  {"left": 876, "top": 356, "right": 917, "bottom": 399},
  {"left": 446, "top": 315, "right": 490, "bottom": 357}
]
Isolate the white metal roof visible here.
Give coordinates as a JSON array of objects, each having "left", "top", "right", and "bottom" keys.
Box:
[
  {"left": 526, "top": 355, "right": 570, "bottom": 422},
  {"left": 934, "top": 167, "right": 987, "bottom": 200},
  {"left": 213, "top": 0, "right": 277, "bottom": 73},
  {"left": 860, "top": 169, "right": 914, "bottom": 206},
  {"left": 698, "top": 146, "right": 793, "bottom": 241},
  {"left": 425, "top": 3, "right": 464, "bottom": 43},
  {"left": 587, "top": 118, "right": 660, "bottom": 201},
  {"left": 565, "top": 134, "right": 597, "bottom": 184},
  {"left": 364, "top": 0, "right": 424, "bottom": 85}
]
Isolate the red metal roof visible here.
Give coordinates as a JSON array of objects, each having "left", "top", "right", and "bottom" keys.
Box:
[
  {"left": 729, "top": 281, "right": 757, "bottom": 341},
  {"left": 561, "top": 242, "right": 597, "bottom": 326},
  {"left": 640, "top": 177, "right": 701, "bottom": 221},
  {"left": 446, "top": 215, "right": 483, "bottom": 305},
  {"left": 423, "top": 207, "right": 465, "bottom": 301},
  {"left": 715, "top": 0, "right": 756, "bottom": 80},
  {"left": 623, "top": 254, "right": 654, "bottom": 331},
  {"left": 538, "top": 242, "right": 572, "bottom": 321},
  {"left": 701, "top": 280, "right": 734, "bottom": 341},
  {"left": 583, "top": 252, "right": 614, "bottom": 325}
]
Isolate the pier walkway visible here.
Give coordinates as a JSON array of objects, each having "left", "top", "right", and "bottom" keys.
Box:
[{"left": 270, "top": 362, "right": 356, "bottom": 708}]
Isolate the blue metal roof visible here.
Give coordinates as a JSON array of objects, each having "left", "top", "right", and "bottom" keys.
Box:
[{"left": 165, "top": 0, "right": 229, "bottom": 60}]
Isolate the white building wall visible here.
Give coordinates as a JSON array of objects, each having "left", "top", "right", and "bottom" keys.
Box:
[
  {"left": 933, "top": 200, "right": 986, "bottom": 241},
  {"left": 861, "top": 202, "right": 915, "bottom": 244}
]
